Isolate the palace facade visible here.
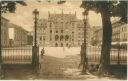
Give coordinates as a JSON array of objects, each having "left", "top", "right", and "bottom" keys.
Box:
[{"left": 37, "top": 12, "right": 92, "bottom": 47}]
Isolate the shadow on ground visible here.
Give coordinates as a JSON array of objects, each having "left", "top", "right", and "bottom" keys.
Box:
[{"left": 2, "top": 54, "right": 127, "bottom": 80}]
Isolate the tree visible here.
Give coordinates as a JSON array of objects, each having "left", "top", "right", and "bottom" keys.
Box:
[
  {"left": 81, "top": 1, "right": 127, "bottom": 74},
  {"left": 112, "top": 1, "right": 127, "bottom": 23},
  {"left": 0, "top": 1, "right": 26, "bottom": 78},
  {"left": 1, "top": 1, "right": 26, "bottom": 13}
]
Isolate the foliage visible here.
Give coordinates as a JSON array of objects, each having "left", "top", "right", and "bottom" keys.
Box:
[
  {"left": 0, "top": 1, "right": 27, "bottom": 13},
  {"left": 81, "top": 1, "right": 127, "bottom": 23},
  {"left": 57, "top": 0, "right": 66, "bottom": 4},
  {"left": 112, "top": 1, "right": 127, "bottom": 23}
]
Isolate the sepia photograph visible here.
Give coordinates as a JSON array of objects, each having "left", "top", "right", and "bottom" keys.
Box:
[{"left": 0, "top": 0, "right": 127, "bottom": 80}]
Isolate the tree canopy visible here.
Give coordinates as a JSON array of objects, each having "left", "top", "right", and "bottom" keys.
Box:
[
  {"left": 81, "top": 1, "right": 127, "bottom": 23},
  {"left": 0, "top": 1, "right": 27, "bottom": 13}
]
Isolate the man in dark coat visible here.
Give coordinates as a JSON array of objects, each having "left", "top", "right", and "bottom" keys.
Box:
[{"left": 41, "top": 48, "right": 45, "bottom": 57}]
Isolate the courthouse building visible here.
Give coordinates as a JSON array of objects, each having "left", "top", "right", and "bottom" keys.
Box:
[{"left": 37, "top": 12, "right": 92, "bottom": 47}]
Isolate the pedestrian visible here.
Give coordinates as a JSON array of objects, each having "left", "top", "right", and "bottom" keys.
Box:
[{"left": 41, "top": 48, "right": 45, "bottom": 57}]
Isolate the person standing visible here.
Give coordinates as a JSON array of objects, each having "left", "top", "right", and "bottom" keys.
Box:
[{"left": 41, "top": 48, "right": 45, "bottom": 57}]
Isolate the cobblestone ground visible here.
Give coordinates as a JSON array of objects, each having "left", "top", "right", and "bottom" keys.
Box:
[{"left": 37, "top": 54, "right": 126, "bottom": 80}]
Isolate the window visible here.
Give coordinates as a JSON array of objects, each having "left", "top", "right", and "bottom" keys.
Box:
[
  {"left": 50, "top": 38, "right": 52, "bottom": 41},
  {"left": 65, "top": 35, "right": 69, "bottom": 41},
  {"left": 61, "top": 22, "right": 63, "bottom": 26},
  {"left": 66, "top": 43, "right": 68, "bottom": 47},
  {"left": 55, "top": 43, "right": 58, "bottom": 47},
  {"left": 78, "top": 43, "right": 80, "bottom": 46},
  {"left": 50, "top": 30, "right": 52, "bottom": 33},
  {"left": 61, "top": 30, "right": 63, "bottom": 33},
  {"left": 43, "top": 36, "right": 45, "bottom": 41},
  {"left": 55, "top": 35, "right": 59, "bottom": 41},
  {"left": 72, "top": 23, "right": 74, "bottom": 26},
  {"left": 60, "top": 35, "right": 63, "bottom": 41},
  {"left": 50, "top": 23, "right": 52, "bottom": 27},
  {"left": 40, "top": 36, "right": 42, "bottom": 41},
  {"left": 61, "top": 43, "right": 63, "bottom": 47},
  {"left": 56, "top": 30, "right": 58, "bottom": 33}
]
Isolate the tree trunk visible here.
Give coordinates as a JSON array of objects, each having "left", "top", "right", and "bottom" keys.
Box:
[{"left": 98, "top": 8, "right": 112, "bottom": 74}]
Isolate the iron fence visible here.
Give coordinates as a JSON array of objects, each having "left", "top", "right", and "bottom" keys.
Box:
[
  {"left": 87, "top": 46, "right": 127, "bottom": 65},
  {"left": 2, "top": 46, "right": 32, "bottom": 64}
]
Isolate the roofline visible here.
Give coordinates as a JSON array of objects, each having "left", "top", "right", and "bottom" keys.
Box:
[
  {"left": 8, "top": 23, "right": 28, "bottom": 33},
  {"left": 1, "top": 17, "right": 9, "bottom": 22}
]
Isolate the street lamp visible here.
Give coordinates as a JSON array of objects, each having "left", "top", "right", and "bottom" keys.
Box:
[
  {"left": 83, "top": 12, "right": 87, "bottom": 44},
  {"left": 33, "top": 9, "right": 39, "bottom": 46},
  {"left": 81, "top": 11, "right": 88, "bottom": 73},
  {"left": 32, "top": 9, "right": 40, "bottom": 73}
]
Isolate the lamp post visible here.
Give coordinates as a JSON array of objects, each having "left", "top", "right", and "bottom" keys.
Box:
[
  {"left": 33, "top": 9, "right": 39, "bottom": 46},
  {"left": 81, "top": 11, "right": 88, "bottom": 73},
  {"left": 32, "top": 9, "right": 40, "bottom": 73}
]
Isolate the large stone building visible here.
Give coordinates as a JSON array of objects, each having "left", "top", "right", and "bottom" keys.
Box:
[
  {"left": 1, "top": 17, "right": 10, "bottom": 47},
  {"left": 1, "top": 17, "right": 32, "bottom": 47},
  {"left": 91, "top": 20, "right": 127, "bottom": 47},
  {"left": 37, "top": 12, "right": 92, "bottom": 47},
  {"left": 112, "top": 21, "right": 127, "bottom": 46},
  {"left": 8, "top": 23, "right": 29, "bottom": 47}
]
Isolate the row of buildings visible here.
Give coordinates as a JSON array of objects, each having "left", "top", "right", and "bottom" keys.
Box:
[
  {"left": 91, "top": 20, "right": 127, "bottom": 47},
  {"left": 3, "top": 12, "right": 124, "bottom": 48},
  {"left": 1, "top": 17, "right": 32, "bottom": 47},
  {"left": 37, "top": 12, "right": 92, "bottom": 47},
  {"left": 36, "top": 12, "right": 127, "bottom": 47}
]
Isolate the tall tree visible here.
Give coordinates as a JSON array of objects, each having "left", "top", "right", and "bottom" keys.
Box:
[{"left": 81, "top": 1, "right": 127, "bottom": 74}]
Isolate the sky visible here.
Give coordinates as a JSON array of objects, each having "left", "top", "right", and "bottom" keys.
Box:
[{"left": 3, "top": 1, "right": 102, "bottom": 31}]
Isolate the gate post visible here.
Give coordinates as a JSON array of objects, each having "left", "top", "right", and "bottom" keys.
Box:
[
  {"left": 32, "top": 9, "right": 40, "bottom": 74},
  {"left": 32, "top": 46, "right": 39, "bottom": 73}
]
